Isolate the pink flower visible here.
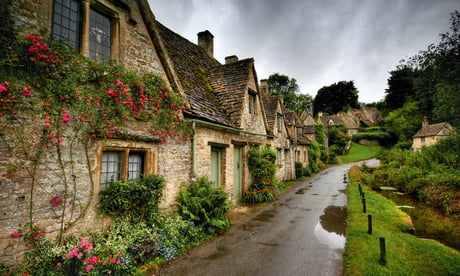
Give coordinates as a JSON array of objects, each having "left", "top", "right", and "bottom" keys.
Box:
[
  {"left": 0, "top": 84, "right": 7, "bottom": 93},
  {"left": 11, "top": 232, "right": 22, "bottom": 238},
  {"left": 34, "top": 229, "right": 44, "bottom": 240},
  {"left": 115, "top": 79, "right": 124, "bottom": 87},
  {"left": 61, "top": 112, "right": 71, "bottom": 123},
  {"left": 44, "top": 116, "right": 51, "bottom": 127},
  {"left": 85, "top": 265, "right": 93, "bottom": 272}
]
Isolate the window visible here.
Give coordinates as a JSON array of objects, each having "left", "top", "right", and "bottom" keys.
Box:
[
  {"left": 89, "top": 9, "right": 111, "bottom": 61},
  {"left": 277, "top": 113, "right": 283, "bottom": 132},
  {"left": 100, "top": 150, "right": 145, "bottom": 189},
  {"left": 421, "top": 137, "right": 425, "bottom": 143},
  {"left": 210, "top": 147, "right": 221, "bottom": 187},
  {"left": 52, "top": 0, "right": 81, "bottom": 50},
  {"left": 52, "top": 0, "right": 113, "bottom": 61},
  {"left": 248, "top": 92, "right": 256, "bottom": 114}
]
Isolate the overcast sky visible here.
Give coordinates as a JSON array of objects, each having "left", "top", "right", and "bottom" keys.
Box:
[{"left": 148, "top": 0, "right": 458, "bottom": 103}]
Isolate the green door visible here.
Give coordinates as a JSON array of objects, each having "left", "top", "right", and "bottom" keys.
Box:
[
  {"left": 233, "top": 146, "right": 243, "bottom": 200},
  {"left": 210, "top": 147, "right": 221, "bottom": 187}
]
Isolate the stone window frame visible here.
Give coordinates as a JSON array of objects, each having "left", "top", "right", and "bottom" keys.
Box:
[
  {"left": 248, "top": 89, "right": 256, "bottom": 114},
  {"left": 51, "top": 0, "right": 120, "bottom": 61},
  {"left": 99, "top": 147, "right": 152, "bottom": 190},
  {"left": 277, "top": 112, "right": 283, "bottom": 132}
]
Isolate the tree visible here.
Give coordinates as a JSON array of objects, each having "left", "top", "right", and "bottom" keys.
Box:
[
  {"left": 383, "top": 66, "right": 416, "bottom": 111},
  {"left": 384, "top": 101, "right": 423, "bottom": 142},
  {"left": 313, "top": 81, "right": 359, "bottom": 115},
  {"left": 267, "top": 73, "right": 313, "bottom": 114},
  {"left": 390, "top": 10, "right": 460, "bottom": 128},
  {"left": 292, "top": 93, "right": 313, "bottom": 114}
]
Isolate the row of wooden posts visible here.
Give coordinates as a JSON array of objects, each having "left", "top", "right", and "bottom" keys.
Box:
[
  {"left": 358, "top": 182, "right": 387, "bottom": 265},
  {"left": 344, "top": 174, "right": 386, "bottom": 265}
]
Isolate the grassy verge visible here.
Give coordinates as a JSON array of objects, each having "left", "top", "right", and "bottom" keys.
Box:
[
  {"left": 338, "top": 143, "right": 384, "bottom": 164},
  {"left": 344, "top": 166, "right": 460, "bottom": 276}
]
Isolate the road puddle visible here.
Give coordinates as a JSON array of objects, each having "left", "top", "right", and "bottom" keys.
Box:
[{"left": 313, "top": 205, "right": 347, "bottom": 249}]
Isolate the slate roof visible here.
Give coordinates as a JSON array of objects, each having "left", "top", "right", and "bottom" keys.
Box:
[
  {"left": 319, "top": 115, "right": 359, "bottom": 129},
  {"left": 261, "top": 95, "right": 282, "bottom": 134},
  {"left": 208, "top": 58, "right": 255, "bottom": 127},
  {"left": 155, "top": 22, "right": 256, "bottom": 129},
  {"left": 413, "top": 122, "right": 451, "bottom": 138},
  {"left": 155, "top": 22, "right": 233, "bottom": 126}
]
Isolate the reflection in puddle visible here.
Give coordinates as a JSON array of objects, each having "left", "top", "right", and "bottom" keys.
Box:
[{"left": 314, "top": 206, "right": 347, "bottom": 249}]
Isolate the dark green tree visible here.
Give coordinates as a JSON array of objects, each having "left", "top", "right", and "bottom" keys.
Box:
[
  {"left": 313, "top": 81, "right": 359, "bottom": 115},
  {"left": 383, "top": 66, "right": 417, "bottom": 111},
  {"left": 292, "top": 93, "right": 313, "bottom": 114}
]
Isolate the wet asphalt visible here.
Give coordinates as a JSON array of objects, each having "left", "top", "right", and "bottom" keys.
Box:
[{"left": 158, "top": 160, "right": 379, "bottom": 276}]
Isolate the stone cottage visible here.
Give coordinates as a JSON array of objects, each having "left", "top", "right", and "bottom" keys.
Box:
[
  {"left": 1, "top": 0, "right": 303, "bottom": 263},
  {"left": 412, "top": 117, "right": 453, "bottom": 151}
]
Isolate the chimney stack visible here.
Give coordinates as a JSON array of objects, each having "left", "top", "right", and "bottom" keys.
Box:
[
  {"left": 197, "top": 30, "right": 214, "bottom": 57},
  {"left": 260, "top": 79, "right": 269, "bottom": 96},
  {"left": 225, "top": 55, "right": 239, "bottom": 64},
  {"left": 422, "top": 116, "right": 429, "bottom": 128}
]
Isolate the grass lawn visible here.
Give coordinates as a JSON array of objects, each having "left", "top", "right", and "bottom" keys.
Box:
[
  {"left": 344, "top": 166, "right": 460, "bottom": 275},
  {"left": 338, "top": 143, "right": 384, "bottom": 164}
]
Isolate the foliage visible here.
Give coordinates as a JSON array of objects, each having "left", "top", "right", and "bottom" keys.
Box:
[
  {"left": 383, "top": 66, "right": 417, "bottom": 111},
  {"left": 0, "top": 31, "right": 187, "bottom": 246},
  {"left": 307, "top": 141, "right": 322, "bottom": 174},
  {"left": 99, "top": 174, "right": 165, "bottom": 221},
  {"left": 295, "top": 162, "right": 303, "bottom": 179},
  {"left": 328, "top": 124, "right": 350, "bottom": 155},
  {"left": 241, "top": 146, "right": 282, "bottom": 204},
  {"left": 351, "top": 131, "right": 392, "bottom": 146},
  {"left": 313, "top": 123, "right": 326, "bottom": 148},
  {"left": 360, "top": 135, "right": 460, "bottom": 215},
  {"left": 384, "top": 101, "right": 423, "bottom": 142},
  {"left": 383, "top": 11, "right": 460, "bottom": 129},
  {"left": 267, "top": 73, "right": 313, "bottom": 114},
  {"left": 10, "top": 212, "right": 205, "bottom": 275},
  {"left": 313, "top": 80, "right": 359, "bottom": 115},
  {"left": 177, "top": 177, "right": 231, "bottom": 235}
]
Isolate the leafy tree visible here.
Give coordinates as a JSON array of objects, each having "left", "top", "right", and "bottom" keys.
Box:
[
  {"left": 384, "top": 101, "right": 423, "bottom": 142},
  {"left": 313, "top": 80, "right": 359, "bottom": 115},
  {"left": 383, "top": 66, "right": 416, "bottom": 111},
  {"left": 292, "top": 93, "right": 313, "bottom": 114},
  {"left": 328, "top": 124, "right": 350, "bottom": 155},
  {"left": 268, "top": 73, "right": 313, "bottom": 113},
  {"left": 389, "top": 11, "right": 460, "bottom": 128}
]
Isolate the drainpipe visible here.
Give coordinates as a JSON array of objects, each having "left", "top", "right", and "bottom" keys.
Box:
[{"left": 192, "top": 120, "right": 197, "bottom": 177}]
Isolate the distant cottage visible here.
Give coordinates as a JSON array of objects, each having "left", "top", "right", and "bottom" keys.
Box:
[{"left": 412, "top": 117, "right": 453, "bottom": 151}]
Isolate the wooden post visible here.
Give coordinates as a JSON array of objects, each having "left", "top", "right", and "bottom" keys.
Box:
[
  {"left": 358, "top": 184, "right": 362, "bottom": 195},
  {"left": 362, "top": 197, "right": 366, "bottom": 213},
  {"left": 368, "top": 215, "right": 372, "bottom": 234},
  {"left": 379, "top": 237, "right": 387, "bottom": 265}
]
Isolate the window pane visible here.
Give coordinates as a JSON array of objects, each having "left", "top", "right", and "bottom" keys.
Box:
[
  {"left": 52, "top": 0, "right": 80, "bottom": 50},
  {"left": 101, "top": 151, "right": 122, "bottom": 189},
  {"left": 128, "top": 152, "right": 144, "bottom": 181},
  {"left": 90, "top": 9, "right": 111, "bottom": 62}
]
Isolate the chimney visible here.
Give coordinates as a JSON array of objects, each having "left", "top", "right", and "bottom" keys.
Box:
[
  {"left": 197, "top": 30, "right": 214, "bottom": 57},
  {"left": 225, "top": 55, "right": 239, "bottom": 64},
  {"left": 422, "top": 116, "right": 429, "bottom": 128},
  {"left": 260, "top": 79, "right": 269, "bottom": 96}
]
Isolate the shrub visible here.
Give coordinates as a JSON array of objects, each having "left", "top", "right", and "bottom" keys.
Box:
[
  {"left": 99, "top": 174, "right": 165, "bottom": 221},
  {"left": 295, "top": 162, "right": 303, "bottom": 179},
  {"left": 177, "top": 177, "right": 231, "bottom": 235}
]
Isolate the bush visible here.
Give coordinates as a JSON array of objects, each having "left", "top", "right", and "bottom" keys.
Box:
[
  {"left": 302, "top": 167, "right": 312, "bottom": 177},
  {"left": 99, "top": 174, "right": 165, "bottom": 222},
  {"left": 295, "top": 162, "right": 303, "bottom": 179},
  {"left": 352, "top": 131, "right": 392, "bottom": 146},
  {"left": 177, "top": 177, "right": 231, "bottom": 235},
  {"left": 241, "top": 146, "right": 281, "bottom": 204}
]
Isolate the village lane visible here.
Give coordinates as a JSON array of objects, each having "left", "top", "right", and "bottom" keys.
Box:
[{"left": 157, "top": 160, "right": 379, "bottom": 276}]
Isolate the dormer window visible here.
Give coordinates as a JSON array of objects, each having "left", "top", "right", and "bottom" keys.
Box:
[
  {"left": 248, "top": 90, "right": 256, "bottom": 114},
  {"left": 277, "top": 113, "right": 283, "bottom": 132},
  {"left": 52, "top": 0, "right": 116, "bottom": 62}
]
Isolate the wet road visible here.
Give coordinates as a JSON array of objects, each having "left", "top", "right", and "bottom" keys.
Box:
[{"left": 158, "top": 160, "right": 379, "bottom": 276}]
